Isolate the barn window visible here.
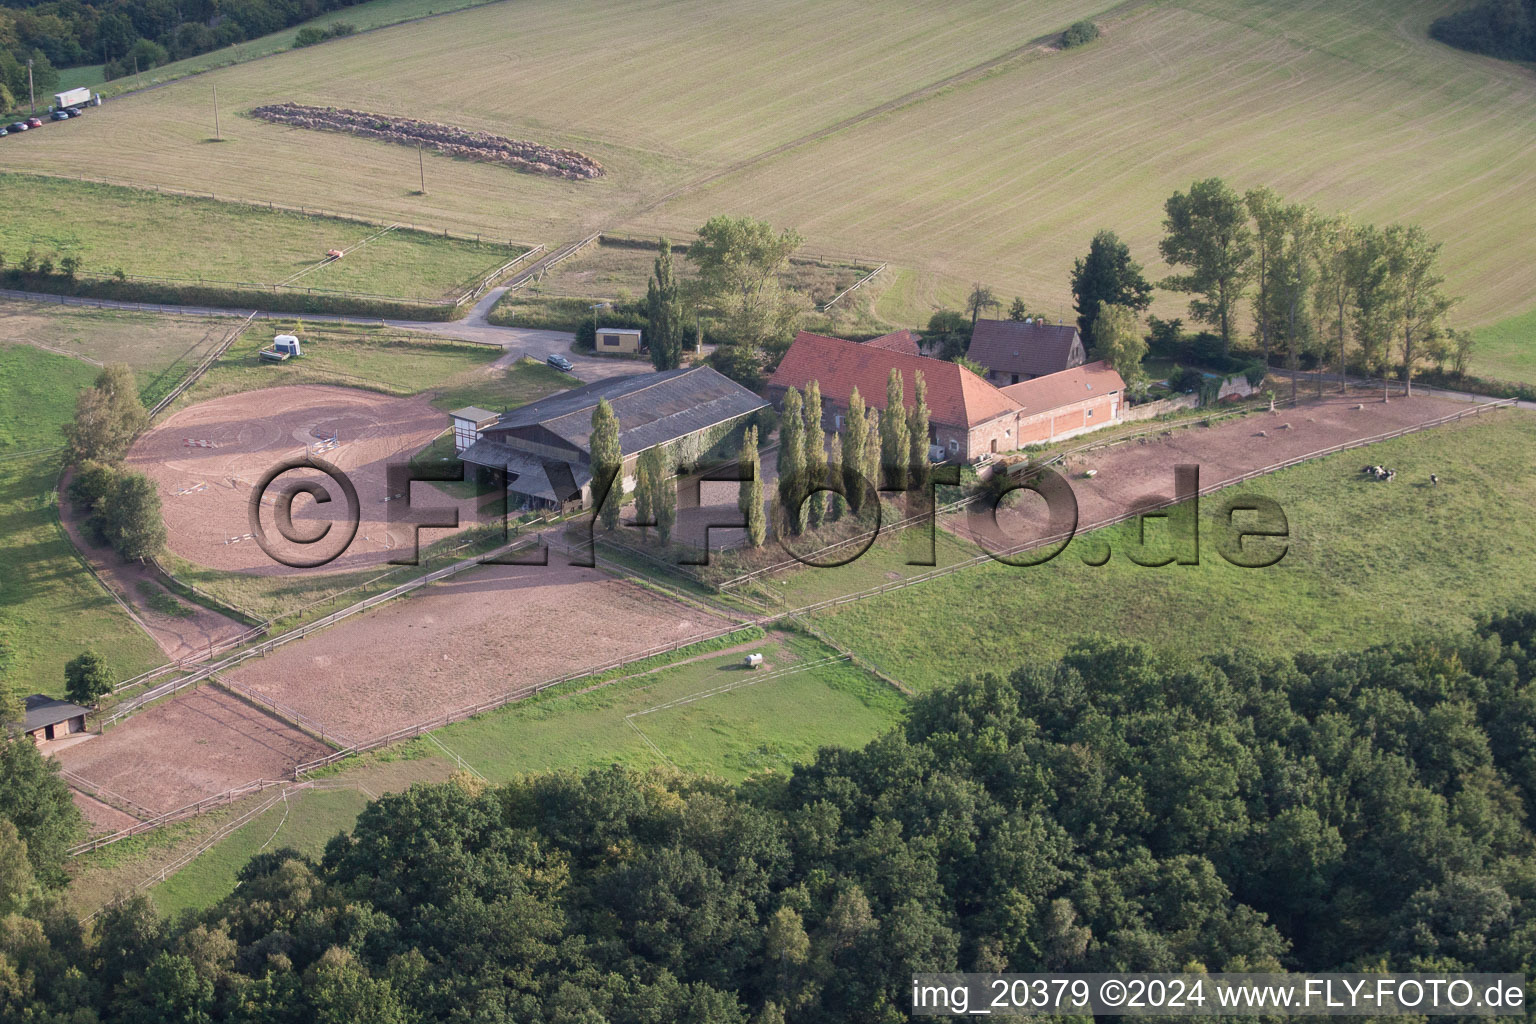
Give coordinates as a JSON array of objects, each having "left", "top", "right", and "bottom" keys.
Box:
[
  {"left": 602, "top": 334, "right": 621, "bottom": 347},
  {"left": 1087, "top": 409, "right": 1094, "bottom": 417}
]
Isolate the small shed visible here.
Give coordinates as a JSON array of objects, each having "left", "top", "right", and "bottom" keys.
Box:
[
  {"left": 595, "top": 327, "right": 642, "bottom": 355},
  {"left": 21, "top": 695, "right": 89, "bottom": 743},
  {"left": 449, "top": 406, "right": 500, "bottom": 452}
]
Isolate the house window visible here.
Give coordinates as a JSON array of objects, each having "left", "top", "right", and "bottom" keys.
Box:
[
  {"left": 1010, "top": 374, "right": 1019, "bottom": 384},
  {"left": 834, "top": 414, "right": 845, "bottom": 429},
  {"left": 948, "top": 439, "right": 960, "bottom": 453},
  {"left": 1087, "top": 409, "right": 1094, "bottom": 417},
  {"left": 602, "top": 334, "right": 621, "bottom": 347}
]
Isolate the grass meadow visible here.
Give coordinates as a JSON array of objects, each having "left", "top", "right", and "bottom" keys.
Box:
[
  {"left": 3, "top": 0, "right": 1532, "bottom": 337},
  {"left": 801, "top": 412, "right": 1536, "bottom": 691},
  {"left": 0, "top": 343, "right": 165, "bottom": 690},
  {"left": 1472, "top": 307, "right": 1536, "bottom": 383},
  {"left": 0, "top": 174, "right": 522, "bottom": 301}
]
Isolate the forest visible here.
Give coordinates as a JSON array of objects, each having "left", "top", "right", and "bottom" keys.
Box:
[
  {"left": 4, "top": 611, "right": 1536, "bottom": 1022},
  {"left": 0, "top": 0, "right": 365, "bottom": 87}
]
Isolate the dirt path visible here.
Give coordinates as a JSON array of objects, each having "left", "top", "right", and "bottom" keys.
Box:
[{"left": 57, "top": 470, "right": 250, "bottom": 663}]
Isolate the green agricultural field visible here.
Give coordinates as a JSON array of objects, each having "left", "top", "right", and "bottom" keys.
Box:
[
  {"left": 179, "top": 320, "right": 499, "bottom": 405},
  {"left": 428, "top": 355, "right": 579, "bottom": 413},
  {"left": 0, "top": 174, "right": 522, "bottom": 301},
  {"left": 801, "top": 412, "right": 1536, "bottom": 691},
  {"left": 5, "top": 0, "right": 1532, "bottom": 334},
  {"left": 150, "top": 786, "right": 372, "bottom": 917},
  {"left": 423, "top": 631, "right": 906, "bottom": 781},
  {"left": 0, "top": 344, "right": 165, "bottom": 690},
  {"left": 1471, "top": 307, "right": 1536, "bottom": 383},
  {"left": 0, "top": 300, "right": 235, "bottom": 406}
]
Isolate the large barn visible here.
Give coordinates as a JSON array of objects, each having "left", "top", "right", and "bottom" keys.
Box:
[{"left": 457, "top": 366, "right": 768, "bottom": 510}]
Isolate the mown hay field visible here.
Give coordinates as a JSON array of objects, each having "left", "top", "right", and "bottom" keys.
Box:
[
  {"left": 5, "top": 0, "right": 1532, "bottom": 331},
  {"left": 0, "top": 174, "right": 522, "bottom": 301}
]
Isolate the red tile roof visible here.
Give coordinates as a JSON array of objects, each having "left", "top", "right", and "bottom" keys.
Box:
[
  {"left": 968, "top": 318, "right": 1084, "bottom": 378},
  {"left": 769, "top": 332, "right": 1021, "bottom": 428},
  {"left": 864, "top": 329, "right": 921, "bottom": 355},
  {"left": 999, "top": 361, "right": 1125, "bottom": 415}
]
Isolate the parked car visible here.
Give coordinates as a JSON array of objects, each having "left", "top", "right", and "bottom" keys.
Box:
[
  {"left": 546, "top": 354, "right": 574, "bottom": 371},
  {"left": 25, "top": 117, "right": 42, "bottom": 128},
  {"left": 8, "top": 122, "right": 28, "bottom": 132},
  {"left": 0, "top": 128, "right": 7, "bottom": 137},
  {"left": 50, "top": 110, "right": 70, "bottom": 121},
  {"left": 65, "top": 107, "right": 84, "bottom": 117}
]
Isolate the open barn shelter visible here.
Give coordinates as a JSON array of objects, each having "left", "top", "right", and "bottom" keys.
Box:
[{"left": 457, "top": 366, "right": 769, "bottom": 511}]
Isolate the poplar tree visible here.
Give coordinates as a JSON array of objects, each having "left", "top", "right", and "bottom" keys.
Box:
[
  {"left": 589, "top": 398, "right": 623, "bottom": 531},
  {"left": 825, "top": 431, "right": 845, "bottom": 523},
  {"left": 633, "top": 447, "right": 654, "bottom": 538},
  {"left": 841, "top": 387, "right": 867, "bottom": 513},
  {"left": 651, "top": 448, "right": 676, "bottom": 545},
  {"left": 739, "top": 426, "right": 766, "bottom": 548},
  {"left": 802, "top": 380, "right": 826, "bottom": 530},
  {"left": 907, "top": 370, "right": 930, "bottom": 493},
  {"left": 880, "top": 368, "right": 909, "bottom": 490},
  {"left": 646, "top": 238, "right": 684, "bottom": 371},
  {"left": 861, "top": 407, "right": 881, "bottom": 509},
  {"left": 777, "top": 388, "right": 804, "bottom": 536}
]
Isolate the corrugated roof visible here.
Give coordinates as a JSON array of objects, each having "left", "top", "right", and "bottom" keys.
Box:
[
  {"left": 450, "top": 406, "right": 499, "bottom": 424},
  {"left": 487, "top": 366, "right": 767, "bottom": 456},
  {"left": 968, "top": 319, "right": 1084, "bottom": 378},
  {"left": 459, "top": 440, "right": 591, "bottom": 502},
  {"left": 22, "top": 694, "right": 90, "bottom": 732},
  {"left": 769, "top": 331, "right": 1021, "bottom": 428},
  {"left": 1000, "top": 360, "right": 1125, "bottom": 414}
]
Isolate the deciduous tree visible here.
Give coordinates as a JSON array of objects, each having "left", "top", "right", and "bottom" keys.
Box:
[
  {"left": 65, "top": 650, "right": 113, "bottom": 705},
  {"left": 739, "top": 427, "right": 766, "bottom": 548},
  {"left": 646, "top": 238, "right": 685, "bottom": 371},
  {"left": 690, "top": 216, "right": 805, "bottom": 384},
  {"left": 1071, "top": 229, "right": 1152, "bottom": 348},
  {"left": 965, "top": 283, "right": 1000, "bottom": 328},
  {"left": 63, "top": 363, "right": 147, "bottom": 464},
  {"left": 99, "top": 470, "right": 165, "bottom": 561},
  {"left": 907, "top": 370, "right": 930, "bottom": 493},
  {"left": 777, "top": 387, "right": 804, "bottom": 536},
  {"left": 1092, "top": 302, "right": 1146, "bottom": 382},
  {"left": 589, "top": 398, "right": 623, "bottom": 531},
  {"left": 881, "top": 369, "right": 909, "bottom": 490},
  {"left": 801, "top": 381, "right": 826, "bottom": 530},
  {"left": 1159, "top": 178, "right": 1255, "bottom": 358}
]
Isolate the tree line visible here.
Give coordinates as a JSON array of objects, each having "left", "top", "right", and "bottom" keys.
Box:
[
  {"left": 6, "top": 611, "right": 1536, "bottom": 1021},
  {"left": 0, "top": 0, "right": 369, "bottom": 88}
]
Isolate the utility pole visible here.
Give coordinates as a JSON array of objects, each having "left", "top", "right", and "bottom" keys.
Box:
[
  {"left": 212, "top": 86, "right": 220, "bottom": 140},
  {"left": 26, "top": 58, "right": 35, "bottom": 114},
  {"left": 419, "top": 147, "right": 426, "bottom": 194}
]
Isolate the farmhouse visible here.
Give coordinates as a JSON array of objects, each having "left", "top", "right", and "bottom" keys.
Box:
[
  {"left": 967, "top": 318, "right": 1086, "bottom": 385},
  {"left": 457, "top": 366, "right": 768, "bottom": 510},
  {"left": 19, "top": 694, "right": 89, "bottom": 744},
  {"left": 768, "top": 331, "right": 1127, "bottom": 461},
  {"left": 768, "top": 331, "right": 1025, "bottom": 461},
  {"left": 1000, "top": 360, "right": 1125, "bottom": 444}
]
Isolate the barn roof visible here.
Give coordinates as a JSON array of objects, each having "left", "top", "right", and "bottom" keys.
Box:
[
  {"left": 769, "top": 332, "right": 1021, "bottom": 428},
  {"left": 449, "top": 406, "right": 499, "bottom": 425},
  {"left": 863, "top": 329, "right": 922, "bottom": 355},
  {"left": 1000, "top": 361, "right": 1125, "bottom": 415},
  {"left": 22, "top": 694, "right": 90, "bottom": 732},
  {"left": 487, "top": 366, "right": 767, "bottom": 456},
  {"left": 458, "top": 440, "right": 591, "bottom": 503},
  {"left": 968, "top": 318, "right": 1083, "bottom": 378}
]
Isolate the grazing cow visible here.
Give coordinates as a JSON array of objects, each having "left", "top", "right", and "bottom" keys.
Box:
[
  {"left": 1430, "top": 473, "right": 1439, "bottom": 486},
  {"left": 1385, "top": 469, "right": 1396, "bottom": 482}
]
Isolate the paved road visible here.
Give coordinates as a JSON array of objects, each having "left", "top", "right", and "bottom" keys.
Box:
[{"left": 0, "top": 285, "right": 646, "bottom": 384}]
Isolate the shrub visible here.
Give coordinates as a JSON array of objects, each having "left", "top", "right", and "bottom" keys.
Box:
[
  {"left": 293, "top": 26, "right": 326, "bottom": 47},
  {"left": 64, "top": 650, "right": 113, "bottom": 705},
  {"left": 1062, "top": 19, "right": 1100, "bottom": 47},
  {"left": 1171, "top": 367, "right": 1205, "bottom": 393}
]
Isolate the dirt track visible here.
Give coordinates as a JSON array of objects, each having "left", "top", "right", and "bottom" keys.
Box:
[
  {"left": 56, "top": 688, "right": 327, "bottom": 815},
  {"left": 128, "top": 385, "right": 487, "bottom": 575},
  {"left": 223, "top": 562, "right": 731, "bottom": 744},
  {"left": 955, "top": 389, "right": 1474, "bottom": 550}
]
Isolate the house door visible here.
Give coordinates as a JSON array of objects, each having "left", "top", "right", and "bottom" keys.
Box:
[{"left": 990, "top": 439, "right": 998, "bottom": 454}]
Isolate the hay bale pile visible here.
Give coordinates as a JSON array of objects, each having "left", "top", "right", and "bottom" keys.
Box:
[{"left": 250, "top": 103, "right": 604, "bottom": 180}]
